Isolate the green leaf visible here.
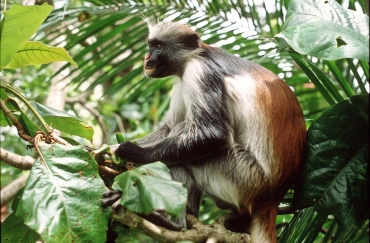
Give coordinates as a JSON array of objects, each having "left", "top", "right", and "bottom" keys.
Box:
[
  {"left": 289, "top": 52, "right": 335, "bottom": 105},
  {"left": 30, "top": 101, "right": 94, "bottom": 142},
  {"left": 276, "top": 0, "right": 369, "bottom": 61},
  {"left": 293, "top": 95, "right": 369, "bottom": 229},
  {"left": 59, "top": 136, "right": 81, "bottom": 146},
  {"left": 15, "top": 144, "right": 110, "bottom": 243},
  {"left": 5, "top": 41, "right": 78, "bottom": 69},
  {"left": 0, "top": 95, "right": 18, "bottom": 127},
  {"left": 0, "top": 94, "right": 41, "bottom": 135},
  {"left": 0, "top": 86, "right": 8, "bottom": 99},
  {"left": 115, "top": 132, "right": 126, "bottom": 143},
  {"left": 325, "top": 60, "right": 355, "bottom": 97},
  {"left": 18, "top": 111, "right": 40, "bottom": 137},
  {"left": 306, "top": 60, "right": 344, "bottom": 103},
  {"left": 278, "top": 207, "right": 327, "bottom": 243},
  {"left": 0, "top": 3, "right": 53, "bottom": 69},
  {"left": 11, "top": 188, "right": 24, "bottom": 212},
  {"left": 113, "top": 162, "right": 187, "bottom": 218},
  {"left": 1, "top": 213, "right": 41, "bottom": 243}
]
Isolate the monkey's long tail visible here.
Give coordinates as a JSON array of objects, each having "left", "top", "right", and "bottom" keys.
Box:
[{"left": 249, "top": 204, "right": 278, "bottom": 243}]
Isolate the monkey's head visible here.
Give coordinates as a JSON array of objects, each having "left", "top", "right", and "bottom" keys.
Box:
[{"left": 144, "top": 21, "right": 202, "bottom": 78}]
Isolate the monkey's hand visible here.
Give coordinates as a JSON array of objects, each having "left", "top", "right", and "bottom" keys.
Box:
[
  {"left": 101, "top": 190, "right": 122, "bottom": 210},
  {"left": 115, "top": 141, "right": 144, "bottom": 163},
  {"left": 101, "top": 142, "right": 141, "bottom": 211}
]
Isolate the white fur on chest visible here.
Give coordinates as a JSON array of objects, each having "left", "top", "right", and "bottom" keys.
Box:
[{"left": 165, "top": 58, "right": 206, "bottom": 127}]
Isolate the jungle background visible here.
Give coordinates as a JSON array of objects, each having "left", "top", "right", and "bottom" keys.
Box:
[{"left": 1, "top": 0, "right": 369, "bottom": 242}]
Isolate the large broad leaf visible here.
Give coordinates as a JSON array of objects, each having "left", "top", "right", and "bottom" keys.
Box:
[
  {"left": 113, "top": 162, "right": 187, "bottom": 218},
  {"left": 294, "top": 95, "right": 369, "bottom": 229},
  {"left": 5, "top": 41, "right": 78, "bottom": 69},
  {"left": 0, "top": 3, "right": 53, "bottom": 69},
  {"left": 276, "top": 0, "right": 369, "bottom": 61},
  {"left": 1, "top": 190, "right": 40, "bottom": 243},
  {"left": 1, "top": 213, "right": 41, "bottom": 243},
  {"left": 15, "top": 144, "right": 110, "bottom": 243},
  {"left": 30, "top": 101, "right": 94, "bottom": 142}
]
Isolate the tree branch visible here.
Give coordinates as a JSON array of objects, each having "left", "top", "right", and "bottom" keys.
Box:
[
  {"left": 111, "top": 207, "right": 250, "bottom": 243},
  {"left": 277, "top": 205, "right": 295, "bottom": 215},
  {"left": 81, "top": 102, "right": 109, "bottom": 145},
  {"left": 0, "top": 148, "right": 35, "bottom": 170},
  {"left": 65, "top": 90, "right": 93, "bottom": 104},
  {"left": 1, "top": 175, "right": 28, "bottom": 207}
]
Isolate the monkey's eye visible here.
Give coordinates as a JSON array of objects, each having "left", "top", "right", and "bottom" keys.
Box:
[{"left": 156, "top": 44, "right": 162, "bottom": 50}]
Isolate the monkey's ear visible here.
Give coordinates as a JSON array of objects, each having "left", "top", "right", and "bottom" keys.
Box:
[{"left": 182, "top": 33, "right": 201, "bottom": 49}]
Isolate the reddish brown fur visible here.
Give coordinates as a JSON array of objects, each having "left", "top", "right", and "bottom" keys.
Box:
[{"left": 250, "top": 68, "right": 306, "bottom": 242}]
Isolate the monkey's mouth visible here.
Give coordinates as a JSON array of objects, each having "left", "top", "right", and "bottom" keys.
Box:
[{"left": 144, "top": 67, "right": 156, "bottom": 76}]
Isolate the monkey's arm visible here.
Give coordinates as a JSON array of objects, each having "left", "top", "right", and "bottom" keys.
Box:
[
  {"left": 115, "top": 113, "right": 229, "bottom": 165},
  {"left": 136, "top": 124, "right": 171, "bottom": 147},
  {"left": 109, "top": 125, "right": 170, "bottom": 153},
  {"left": 116, "top": 63, "right": 230, "bottom": 165}
]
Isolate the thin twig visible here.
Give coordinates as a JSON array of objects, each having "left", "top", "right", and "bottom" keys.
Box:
[{"left": 0, "top": 148, "right": 35, "bottom": 170}]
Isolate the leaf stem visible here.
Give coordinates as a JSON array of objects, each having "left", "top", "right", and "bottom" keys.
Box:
[{"left": 3, "top": 0, "right": 6, "bottom": 13}]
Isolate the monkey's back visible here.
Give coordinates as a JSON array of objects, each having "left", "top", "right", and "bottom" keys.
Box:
[{"left": 183, "top": 46, "right": 306, "bottom": 210}]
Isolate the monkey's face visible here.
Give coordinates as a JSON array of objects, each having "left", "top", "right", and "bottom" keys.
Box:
[
  {"left": 144, "top": 39, "right": 182, "bottom": 78},
  {"left": 144, "top": 41, "right": 168, "bottom": 78}
]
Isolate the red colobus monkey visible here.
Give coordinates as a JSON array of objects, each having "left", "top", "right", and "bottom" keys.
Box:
[{"left": 104, "top": 20, "right": 306, "bottom": 243}]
